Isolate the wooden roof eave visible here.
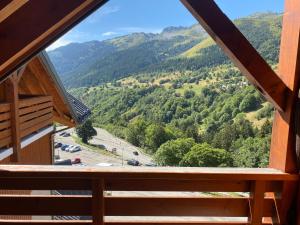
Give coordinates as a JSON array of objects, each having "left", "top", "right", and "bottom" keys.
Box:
[
  {"left": 37, "top": 52, "right": 78, "bottom": 127},
  {"left": 0, "top": 0, "right": 108, "bottom": 84}
]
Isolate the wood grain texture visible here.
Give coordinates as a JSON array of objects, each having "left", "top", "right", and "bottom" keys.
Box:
[
  {"left": 0, "top": 0, "right": 108, "bottom": 83},
  {"left": 4, "top": 73, "right": 20, "bottom": 162}
]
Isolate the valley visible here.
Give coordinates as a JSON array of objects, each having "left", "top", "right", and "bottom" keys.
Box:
[{"left": 49, "top": 12, "right": 280, "bottom": 168}]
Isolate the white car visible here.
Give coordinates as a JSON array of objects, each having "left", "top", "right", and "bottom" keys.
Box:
[
  {"left": 70, "top": 146, "right": 81, "bottom": 153},
  {"left": 65, "top": 145, "right": 74, "bottom": 152}
]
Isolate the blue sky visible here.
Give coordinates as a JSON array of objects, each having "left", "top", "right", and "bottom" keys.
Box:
[{"left": 48, "top": 0, "right": 284, "bottom": 50}]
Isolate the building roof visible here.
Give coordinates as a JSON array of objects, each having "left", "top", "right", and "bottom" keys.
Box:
[
  {"left": 67, "top": 93, "right": 91, "bottom": 124},
  {"left": 38, "top": 51, "right": 91, "bottom": 125}
]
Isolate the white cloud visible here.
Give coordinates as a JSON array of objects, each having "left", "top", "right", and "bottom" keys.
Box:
[
  {"left": 46, "top": 38, "right": 72, "bottom": 51},
  {"left": 102, "top": 31, "right": 119, "bottom": 36}
]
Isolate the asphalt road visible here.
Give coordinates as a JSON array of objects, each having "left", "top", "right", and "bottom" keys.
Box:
[{"left": 54, "top": 127, "right": 153, "bottom": 166}]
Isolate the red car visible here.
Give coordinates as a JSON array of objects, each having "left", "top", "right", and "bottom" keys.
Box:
[{"left": 71, "top": 158, "right": 81, "bottom": 164}]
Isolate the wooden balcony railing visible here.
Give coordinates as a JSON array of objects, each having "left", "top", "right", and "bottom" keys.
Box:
[
  {"left": 0, "top": 165, "right": 297, "bottom": 225},
  {"left": 0, "top": 96, "right": 53, "bottom": 149},
  {"left": 0, "top": 103, "right": 11, "bottom": 148},
  {"left": 19, "top": 96, "right": 53, "bottom": 138}
]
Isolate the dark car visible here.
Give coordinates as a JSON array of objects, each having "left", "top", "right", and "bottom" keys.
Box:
[
  {"left": 62, "top": 132, "right": 71, "bottom": 137},
  {"left": 61, "top": 144, "right": 69, "bottom": 151},
  {"left": 54, "top": 142, "right": 62, "bottom": 148},
  {"left": 127, "top": 159, "right": 140, "bottom": 166},
  {"left": 133, "top": 151, "right": 139, "bottom": 156},
  {"left": 59, "top": 132, "right": 66, "bottom": 136}
]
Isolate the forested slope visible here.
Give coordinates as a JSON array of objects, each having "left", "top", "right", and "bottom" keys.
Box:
[{"left": 52, "top": 13, "right": 281, "bottom": 168}]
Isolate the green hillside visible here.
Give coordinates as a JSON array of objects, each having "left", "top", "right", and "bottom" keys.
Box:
[{"left": 59, "top": 13, "right": 281, "bottom": 168}]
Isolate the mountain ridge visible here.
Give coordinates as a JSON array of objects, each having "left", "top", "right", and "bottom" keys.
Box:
[{"left": 49, "top": 12, "right": 281, "bottom": 88}]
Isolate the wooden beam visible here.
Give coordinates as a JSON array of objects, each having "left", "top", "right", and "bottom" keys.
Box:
[
  {"left": 92, "top": 179, "right": 104, "bottom": 225},
  {"left": 4, "top": 73, "right": 20, "bottom": 162},
  {"left": 180, "top": 0, "right": 290, "bottom": 112},
  {"left": 249, "top": 181, "right": 265, "bottom": 225},
  {"left": 267, "top": 0, "right": 300, "bottom": 224},
  {"left": 0, "top": 0, "right": 28, "bottom": 24},
  {"left": 269, "top": 0, "right": 300, "bottom": 173},
  {"left": 0, "top": 0, "right": 108, "bottom": 83},
  {"left": 16, "top": 64, "right": 27, "bottom": 83}
]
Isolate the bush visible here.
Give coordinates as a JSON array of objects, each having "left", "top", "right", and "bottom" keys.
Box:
[
  {"left": 155, "top": 138, "right": 195, "bottom": 166},
  {"left": 180, "top": 143, "right": 232, "bottom": 167}
]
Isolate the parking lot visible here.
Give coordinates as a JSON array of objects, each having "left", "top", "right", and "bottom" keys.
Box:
[{"left": 54, "top": 127, "right": 153, "bottom": 166}]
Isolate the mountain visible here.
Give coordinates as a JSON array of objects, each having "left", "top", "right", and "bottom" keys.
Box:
[
  {"left": 49, "top": 13, "right": 281, "bottom": 88},
  {"left": 48, "top": 24, "right": 206, "bottom": 87}
]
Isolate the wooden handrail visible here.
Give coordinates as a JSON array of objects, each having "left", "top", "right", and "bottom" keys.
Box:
[{"left": 0, "top": 166, "right": 297, "bottom": 225}]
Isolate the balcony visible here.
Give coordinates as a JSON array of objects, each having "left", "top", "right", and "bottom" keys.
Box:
[
  {"left": 0, "top": 165, "right": 297, "bottom": 224},
  {"left": 0, "top": 96, "right": 53, "bottom": 149}
]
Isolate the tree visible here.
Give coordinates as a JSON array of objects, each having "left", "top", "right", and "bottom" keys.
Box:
[
  {"left": 145, "top": 124, "right": 173, "bottom": 153},
  {"left": 76, "top": 119, "right": 97, "bottom": 144},
  {"left": 155, "top": 138, "right": 195, "bottom": 166},
  {"left": 184, "top": 90, "right": 195, "bottom": 99},
  {"left": 231, "top": 137, "right": 270, "bottom": 168},
  {"left": 126, "top": 118, "right": 147, "bottom": 147},
  {"left": 212, "top": 123, "right": 237, "bottom": 150},
  {"left": 239, "top": 94, "right": 260, "bottom": 112},
  {"left": 180, "top": 143, "right": 232, "bottom": 167}
]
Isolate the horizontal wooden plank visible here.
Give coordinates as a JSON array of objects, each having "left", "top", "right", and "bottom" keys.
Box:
[
  {"left": 0, "top": 195, "right": 91, "bottom": 215},
  {"left": 106, "top": 179, "right": 282, "bottom": 192},
  {"left": 0, "top": 178, "right": 91, "bottom": 190},
  {"left": 0, "top": 136, "right": 11, "bottom": 148},
  {"left": 20, "top": 107, "right": 52, "bottom": 123},
  {"left": 19, "top": 102, "right": 52, "bottom": 116},
  {"left": 0, "top": 112, "right": 10, "bottom": 122},
  {"left": 105, "top": 196, "right": 274, "bottom": 217},
  {"left": 0, "top": 128, "right": 11, "bottom": 140},
  {"left": 0, "top": 166, "right": 296, "bottom": 181},
  {"left": 19, "top": 96, "right": 52, "bottom": 108},
  {"left": 0, "top": 218, "right": 273, "bottom": 225},
  {"left": 106, "top": 222, "right": 248, "bottom": 225},
  {"left": 0, "top": 220, "right": 91, "bottom": 225},
  {"left": 105, "top": 217, "right": 263, "bottom": 225},
  {"left": 0, "top": 120, "right": 10, "bottom": 131},
  {"left": 20, "top": 117, "right": 52, "bottom": 138},
  {"left": 20, "top": 113, "right": 52, "bottom": 131},
  {"left": 0, "top": 103, "right": 10, "bottom": 113}
]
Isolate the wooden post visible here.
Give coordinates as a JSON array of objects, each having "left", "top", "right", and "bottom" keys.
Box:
[
  {"left": 249, "top": 181, "right": 265, "bottom": 225},
  {"left": 4, "top": 73, "right": 20, "bottom": 162},
  {"left": 92, "top": 179, "right": 104, "bottom": 225},
  {"left": 268, "top": 1, "right": 300, "bottom": 224}
]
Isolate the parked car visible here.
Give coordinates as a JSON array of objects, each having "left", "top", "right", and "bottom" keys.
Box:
[
  {"left": 145, "top": 162, "right": 157, "bottom": 167},
  {"left": 133, "top": 151, "right": 139, "bottom": 156},
  {"left": 61, "top": 144, "right": 69, "bottom": 151},
  {"left": 127, "top": 159, "right": 140, "bottom": 166},
  {"left": 59, "top": 132, "right": 66, "bottom": 136},
  {"left": 98, "top": 144, "right": 106, "bottom": 149},
  {"left": 71, "top": 158, "right": 81, "bottom": 164},
  {"left": 54, "top": 159, "right": 72, "bottom": 165},
  {"left": 65, "top": 145, "right": 74, "bottom": 152},
  {"left": 62, "top": 132, "right": 70, "bottom": 137},
  {"left": 54, "top": 142, "right": 62, "bottom": 148},
  {"left": 70, "top": 146, "right": 81, "bottom": 153}
]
